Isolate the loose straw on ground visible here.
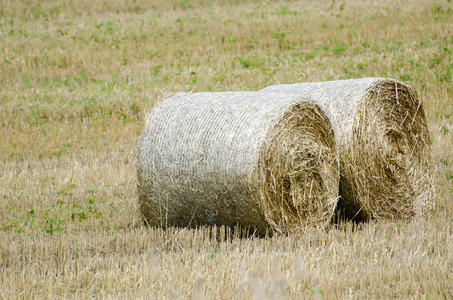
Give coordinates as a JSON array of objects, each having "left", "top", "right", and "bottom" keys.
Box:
[
  {"left": 137, "top": 92, "right": 339, "bottom": 234},
  {"left": 261, "top": 78, "right": 435, "bottom": 221}
]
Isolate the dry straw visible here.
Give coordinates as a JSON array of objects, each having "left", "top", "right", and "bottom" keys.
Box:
[
  {"left": 261, "top": 78, "right": 435, "bottom": 221},
  {"left": 137, "top": 92, "right": 339, "bottom": 234}
]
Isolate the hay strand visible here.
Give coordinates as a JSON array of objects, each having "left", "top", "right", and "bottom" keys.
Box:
[
  {"left": 137, "top": 92, "right": 339, "bottom": 233},
  {"left": 261, "top": 78, "right": 435, "bottom": 221}
]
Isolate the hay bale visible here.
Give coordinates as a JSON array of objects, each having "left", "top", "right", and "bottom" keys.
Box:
[
  {"left": 137, "top": 92, "right": 339, "bottom": 234},
  {"left": 261, "top": 78, "right": 435, "bottom": 221}
]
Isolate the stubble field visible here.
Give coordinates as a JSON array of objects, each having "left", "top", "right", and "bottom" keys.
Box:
[{"left": 0, "top": 0, "right": 452, "bottom": 298}]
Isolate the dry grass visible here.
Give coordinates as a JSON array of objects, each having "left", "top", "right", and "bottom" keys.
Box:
[{"left": 0, "top": 0, "right": 452, "bottom": 298}]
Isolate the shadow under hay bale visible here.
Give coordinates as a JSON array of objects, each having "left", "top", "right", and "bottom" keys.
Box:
[
  {"left": 137, "top": 92, "right": 339, "bottom": 234},
  {"left": 261, "top": 78, "right": 435, "bottom": 221}
]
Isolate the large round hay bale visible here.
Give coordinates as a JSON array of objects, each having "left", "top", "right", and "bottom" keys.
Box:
[
  {"left": 261, "top": 78, "right": 435, "bottom": 221},
  {"left": 137, "top": 92, "right": 339, "bottom": 234}
]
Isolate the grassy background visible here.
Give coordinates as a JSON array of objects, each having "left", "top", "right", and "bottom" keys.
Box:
[{"left": 0, "top": 0, "right": 452, "bottom": 298}]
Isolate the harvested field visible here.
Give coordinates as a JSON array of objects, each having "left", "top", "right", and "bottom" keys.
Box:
[{"left": 0, "top": 0, "right": 452, "bottom": 298}]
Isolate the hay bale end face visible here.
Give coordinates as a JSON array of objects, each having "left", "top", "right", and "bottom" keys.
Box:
[
  {"left": 261, "top": 78, "right": 435, "bottom": 221},
  {"left": 138, "top": 92, "right": 339, "bottom": 234}
]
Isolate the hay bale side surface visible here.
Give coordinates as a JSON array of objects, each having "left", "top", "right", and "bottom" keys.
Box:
[
  {"left": 138, "top": 92, "right": 339, "bottom": 233},
  {"left": 261, "top": 78, "right": 435, "bottom": 220}
]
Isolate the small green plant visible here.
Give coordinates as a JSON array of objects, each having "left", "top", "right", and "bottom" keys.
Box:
[
  {"left": 400, "top": 73, "right": 412, "bottom": 81},
  {"left": 235, "top": 56, "right": 258, "bottom": 69},
  {"left": 2, "top": 220, "right": 17, "bottom": 232},
  {"left": 277, "top": 7, "right": 291, "bottom": 16},
  {"left": 431, "top": 3, "right": 444, "bottom": 14},
  {"left": 102, "top": 225, "right": 118, "bottom": 233},
  {"left": 25, "top": 209, "right": 35, "bottom": 224},
  {"left": 101, "top": 220, "right": 118, "bottom": 233},
  {"left": 332, "top": 40, "right": 346, "bottom": 54},
  {"left": 272, "top": 32, "right": 286, "bottom": 50},
  {"left": 108, "top": 202, "right": 116, "bottom": 210},
  {"left": 72, "top": 211, "right": 88, "bottom": 221},
  {"left": 53, "top": 140, "right": 77, "bottom": 156},
  {"left": 71, "top": 194, "right": 102, "bottom": 222},
  {"left": 440, "top": 64, "right": 452, "bottom": 82},
  {"left": 357, "top": 62, "right": 367, "bottom": 70},
  {"left": 57, "top": 188, "right": 68, "bottom": 195},
  {"left": 362, "top": 42, "right": 371, "bottom": 48},
  {"left": 271, "top": 32, "right": 286, "bottom": 40},
  {"left": 42, "top": 216, "right": 64, "bottom": 235},
  {"left": 429, "top": 56, "right": 442, "bottom": 68},
  {"left": 152, "top": 65, "right": 162, "bottom": 75},
  {"left": 10, "top": 151, "right": 20, "bottom": 158},
  {"left": 312, "top": 287, "right": 324, "bottom": 295},
  {"left": 180, "top": 0, "right": 188, "bottom": 8}
]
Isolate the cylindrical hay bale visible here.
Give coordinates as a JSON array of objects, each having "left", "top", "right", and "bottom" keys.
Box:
[
  {"left": 137, "top": 92, "right": 339, "bottom": 234},
  {"left": 261, "top": 78, "right": 435, "bottom": 221}
]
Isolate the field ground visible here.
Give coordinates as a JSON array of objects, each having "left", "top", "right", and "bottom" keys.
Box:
[{"left": 1, "top": 0, "right": 452, "bottom": 298}]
